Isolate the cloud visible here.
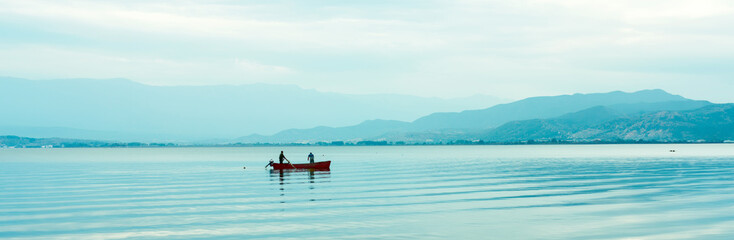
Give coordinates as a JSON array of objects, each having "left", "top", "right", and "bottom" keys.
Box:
[
  {"left": 0, "top": 0, "right": 733, "bottom": 102},
  {"left": 234, "top": 58, "right": 292, "bottom": 75},
  {"left": 0, "top": 0, "right": 444, "bottom": 53},
  {"left": 0, "top": 45, "right": 294, "bottom": 85}
]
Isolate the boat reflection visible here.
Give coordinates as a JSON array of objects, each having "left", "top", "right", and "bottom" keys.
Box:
[
  {"left": 269, "top": 169, "right": 331, "bottom": 203},
  {"left": 269, "top": 168, "right": 331, "bottom": 184}
]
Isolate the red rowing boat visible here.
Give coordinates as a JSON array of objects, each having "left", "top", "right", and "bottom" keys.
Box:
[{"left": 271, "top": 161, "right": 331, "bottom": 170}]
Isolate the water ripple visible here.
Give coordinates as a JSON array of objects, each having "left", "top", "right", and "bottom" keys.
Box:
[{"left": 2, "top": 145, "right": 734, "bottom": 239}]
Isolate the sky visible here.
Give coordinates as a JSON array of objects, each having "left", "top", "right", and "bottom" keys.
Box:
[{"left": 1, "top": 0, "right": 733, "bottom": 102}]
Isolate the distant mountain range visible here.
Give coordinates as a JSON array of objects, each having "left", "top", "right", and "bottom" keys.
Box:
[
  {"left": 236, "top": 89, "right": 732, "bottom": 143},
  {"left": 484, "top": 104, "right": 734, "bottom": 142},
  {"left": 3, "top": 76, "right": 731, "bottom": 145},
  {"left": 0, "top": 77, "right": 503, "bottom": 142}
]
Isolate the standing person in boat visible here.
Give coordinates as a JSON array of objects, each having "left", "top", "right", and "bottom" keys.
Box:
[
  {"left": 279, "top": 151, "right": 288, "bottom": 164},
  {"left": 307, "top": 152, "right": 315, "bottom": 163}
]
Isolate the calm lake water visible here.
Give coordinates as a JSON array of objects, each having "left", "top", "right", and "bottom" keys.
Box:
[{"left": 2, "top": 144, "right": 734, "bottom": 239}]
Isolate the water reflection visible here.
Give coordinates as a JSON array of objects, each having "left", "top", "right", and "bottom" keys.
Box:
[
  {"left": 269, "top": 169, "right": 331, "bottom": 180},
  {"left": 269, "top": 169, "right": 331, "bottom": 202}
]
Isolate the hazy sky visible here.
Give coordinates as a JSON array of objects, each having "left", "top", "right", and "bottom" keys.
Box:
[{"left": 1, "top": 0, "right": 733, "bottom": 102}]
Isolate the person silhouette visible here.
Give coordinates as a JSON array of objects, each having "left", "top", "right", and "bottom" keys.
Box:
[{"left": 279, "top": 151, "right": 288, "bottom": 164}]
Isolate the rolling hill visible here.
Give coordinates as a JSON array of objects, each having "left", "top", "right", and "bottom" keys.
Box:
[
  {"left": 0, "top": 77, "right": 503, "bottom": 141},
  {"left": 237, "top": 90, "right": 716, "bottom": 143}
]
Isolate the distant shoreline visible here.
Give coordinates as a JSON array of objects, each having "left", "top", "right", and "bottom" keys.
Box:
[{"left": 1, "top": 135, "right": 732, "bottom": 149}]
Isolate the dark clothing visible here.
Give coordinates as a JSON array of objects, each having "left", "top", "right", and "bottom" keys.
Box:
[
  {"left": 308, "top": 153, "right": 315, "bottom": 163},
  {"left": 279, "top": 153, "right": 286, "bottom": 164}
]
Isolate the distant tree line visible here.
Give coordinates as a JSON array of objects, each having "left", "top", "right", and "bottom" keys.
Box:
[{"left": 2, "top": 135, "right": 730, "bottom": 149}]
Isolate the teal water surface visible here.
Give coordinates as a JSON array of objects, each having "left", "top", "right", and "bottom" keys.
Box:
[{"left": 2, "top": 144, "right": 734, "bottom": 239}]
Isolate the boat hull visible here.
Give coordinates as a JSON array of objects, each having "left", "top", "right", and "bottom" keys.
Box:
[{"left": 271, "top": 161, "right": 331, "bottom": 170}]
